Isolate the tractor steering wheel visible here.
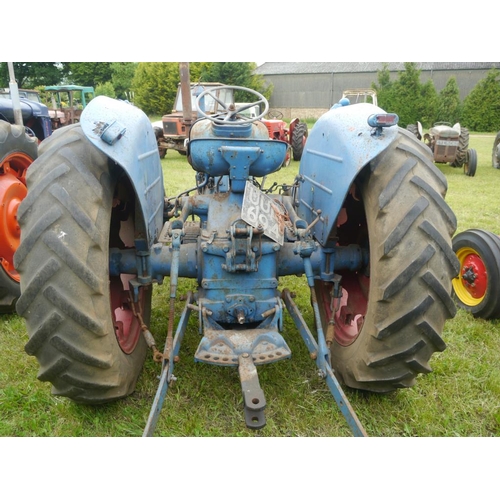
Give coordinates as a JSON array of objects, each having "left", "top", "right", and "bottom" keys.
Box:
[{"left": 195, "top": 85, "right": 269, "bottom": 125}]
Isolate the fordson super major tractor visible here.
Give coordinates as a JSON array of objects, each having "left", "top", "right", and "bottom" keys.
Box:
[{"left": 14, "top": 86, "right": 459, "bottom": 435}]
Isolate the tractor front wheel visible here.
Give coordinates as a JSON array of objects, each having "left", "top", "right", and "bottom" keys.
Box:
[
  {"left": 14, "top": 125, "right": 150, "bottom": 403},
  {"left": 464, "top": 149, "right": 477, "bottom": 177},
  {"left": 315, "top": 129, "right": 459, "bottom": 393},
  {"left": 0, "top": 121, "right": 37, "bottom": 313},
  {"left": 452, "top": 229, "right": 500, "bottom": 319}
]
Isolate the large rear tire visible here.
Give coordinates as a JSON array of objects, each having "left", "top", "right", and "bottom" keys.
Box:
[
  {"left": 452, "top": 229, "right": 500, "bottom": 319},
  {"left": 315, "top": 129, "right": 459, "bottom": 393},
  {"left": 291, "top": 122, "right": 308, "bottom": 161},
  {"left": 451, "top": 127, "right": 469, "bottom": 167},
  {"left": 14, "top": 124, "right": 151, "bottom": 403},
  {"left": 464, "top": 149, "right": 477, "bottom": 177},
  {"left": 406, "top": 124, "right": 421, "bottom": 140},
  {"left": 0, "top": 121, "right": 37, "bottom": 313},
  {"left": 492, "top": 132, "right": 500, "bottom": 169}
]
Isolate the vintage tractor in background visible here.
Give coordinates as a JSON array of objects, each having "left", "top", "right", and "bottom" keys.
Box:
[
  {"left": 14, "top": 83, "right": 459, "bottom": 435},
  {"left": 261, "top": 110, "right": 308, "bottom": 166},
  {"left": 407, "top": 121, "right": 477, "bottom": 176},
  {"left": 155, "top": 67, "right": 235, "bottom": 158},
  {"left": 0, "top": 63, "right": 48, "bottom": 313},
  {"left": 493, "top": 131, "right": 500, "bottom": 169},
  {"left": 44, "top": 85, "right": 95, "bottom": 130}
]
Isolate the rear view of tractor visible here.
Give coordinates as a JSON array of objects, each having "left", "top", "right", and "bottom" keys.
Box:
[
  {"left": 407, "top": 121, "right": 477, "bottom": 176},
  {"left": 14, "top": 79, "right": 459, "bottom": 435}
]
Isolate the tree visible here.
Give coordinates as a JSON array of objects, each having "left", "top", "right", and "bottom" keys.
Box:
[
  {"left": 436, "top": 76, "right": 462, "bottom": 124},
  {"left": 95, "top": 81, "right": 116, "bottom": 98},
  {"left": 372, "top": 62, "right": 438, "bottom": 128},
  {"left": 131, "top": 62, "right": 180, "bottom": 116},
  {"left": 372, "top": 63, "right": 396, "bottom": 112},
  {"left": 111, "top": 62, "right": 137, "bottom": 100},
  {"left": 462, "top": 69, "right": 500, "bottom": 132},
  {"left": 0, "top": 62, "right": 66, "bottom": 88},
  {"left": 66, "top": 62, "right": 113, "bottom": 87}
]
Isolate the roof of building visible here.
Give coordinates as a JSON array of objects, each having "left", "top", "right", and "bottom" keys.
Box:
[{"left": 255, "top": 62, "right": 500, "bottom": 75}]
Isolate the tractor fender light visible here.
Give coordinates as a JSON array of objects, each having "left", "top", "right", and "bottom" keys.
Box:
[{"left": 367, "top": 113, "right": 399, "bottom": 128}]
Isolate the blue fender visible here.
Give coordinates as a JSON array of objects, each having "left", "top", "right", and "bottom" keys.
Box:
[
  {"left": 80, "top": 96, "right": 164, "bottom": 247},
  {"left": 297, "top": 102, "right": 398, "bottom": 246}
]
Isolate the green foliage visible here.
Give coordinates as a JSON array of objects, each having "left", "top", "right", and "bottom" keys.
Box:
[
  {"left": 95, "top": 81, "right": 116, "bottom": 98},
  {"left": 462, "top": 69, "right": 500, "bottom": 132},
  {"left": 111, "top": 62, "right": 137, "bottom": 100},
  {"left": 374, "top": 62, "right": 439, "bottom": 128},
  {"left": 66, "top": 62, "right": 113, "bottom": 87},
  {"left": 372, "top": 63, "right": 396, "bottom": 111},
  {"left": 436, "top": 76, "right": 462, "bottom": 124},
  {"left": 131, "top": 62, "right": 180, "bottom": 116},
  {"left": 0, "top": 62, "right": 65, "bottom": 88},
  {"left": 373, "top": 63, "right": 436, "bottom": 127}
]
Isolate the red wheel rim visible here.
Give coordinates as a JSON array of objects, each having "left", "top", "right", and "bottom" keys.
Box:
[
  {"left": 317, "top": 272, "right": 368, "bottom": 347},
  {"left": 110, "top": 274, "right": 145, "bottom": 354},
  {"left": 0, "top": 151, "right": 31, "bottom": 281},
  {"left": 455, "top": 251, "right": 488, "bottom": 301}
]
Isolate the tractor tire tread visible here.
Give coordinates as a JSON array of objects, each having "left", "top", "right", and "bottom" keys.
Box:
[
  {"left": 328, "top": 130, "right": 458, "bottom": 392},
  {"left": 16, "top": 125, "right": 148, "bottom": 403}
]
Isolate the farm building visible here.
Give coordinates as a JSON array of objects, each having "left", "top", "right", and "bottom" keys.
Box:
[{"left": 254, "top": 62, "right": 500, "bottom": 120}]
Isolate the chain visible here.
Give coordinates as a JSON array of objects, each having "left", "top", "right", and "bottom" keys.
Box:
[{"left": 128, "top": 290, "right": 163, "bottom": 363}]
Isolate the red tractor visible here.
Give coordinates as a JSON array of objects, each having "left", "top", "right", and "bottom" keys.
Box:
[{"left": 261, "top": 110, "right": 308, "bottom": 166}]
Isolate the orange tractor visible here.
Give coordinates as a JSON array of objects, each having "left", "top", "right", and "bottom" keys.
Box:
[{"left": 261, "top": 110, "right": 308, "bottom": 166}]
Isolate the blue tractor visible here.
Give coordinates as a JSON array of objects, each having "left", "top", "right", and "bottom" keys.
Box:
[{"left": 14, "top": 85, "right": 459, "bottom": 435}]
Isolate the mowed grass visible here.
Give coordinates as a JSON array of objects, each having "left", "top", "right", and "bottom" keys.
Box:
[{"left": 0, "top": 132, "right": 499, "bottom": 438}]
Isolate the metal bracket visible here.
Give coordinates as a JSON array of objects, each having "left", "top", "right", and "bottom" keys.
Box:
[
  {"left": 142, "top": 292, "right": 194, "bottom": 437},
  {"left": 282, "top": 288, "right": 367, "bottom": 437},
  {"left": 238, "top": 353, "right": 266, "bottom": 429}
]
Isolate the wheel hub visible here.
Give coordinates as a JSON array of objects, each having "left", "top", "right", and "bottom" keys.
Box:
[
  {"left": 460, "top": 254, "right": 487, "bottom": 299},
  {"left": 0, "top": 171, "right": 27, "bottom": 281}
]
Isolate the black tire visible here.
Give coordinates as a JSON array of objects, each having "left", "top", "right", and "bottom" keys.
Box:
[
  {"left": 14, "top": 124, "right": 151, "bottom": 403},
  {"left": 452, "top": 229, "right": 500, "bottom": 319},
  {"left": 492, "top": 132, "right": 500, "bottom": 169},
  {"left": 154, "top": 126, "right": 166, "bottom": 159},
  {"left": 451, "top": 126, "right": 469, "bottom": 167},
  {"left": 315, "top": 128, "right": 459, "bottom": 393},
  {"left": 291, "top": 122, "right": 308, "bottom": 161},
  {"left": 0, "top": 121, "right": 37, "bottom": 313},
  {"left": 406, "top": 124, "right": 421, "bottom": 140},
  {"left": 464, "top": 149, "right": 477, "bottom": 177}
]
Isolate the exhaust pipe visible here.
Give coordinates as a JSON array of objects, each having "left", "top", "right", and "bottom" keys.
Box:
[{"left": 7, "top": 62, "right": 23, "bottom": 127}]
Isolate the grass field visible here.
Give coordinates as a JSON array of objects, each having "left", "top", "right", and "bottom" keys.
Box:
[{"left": 0, "top": 131, "right": 499, "bottom": 440}]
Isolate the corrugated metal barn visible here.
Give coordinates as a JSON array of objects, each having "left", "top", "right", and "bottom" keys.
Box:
[{"left": 255, "top": 62, "right": 500, "bottom": 119}]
